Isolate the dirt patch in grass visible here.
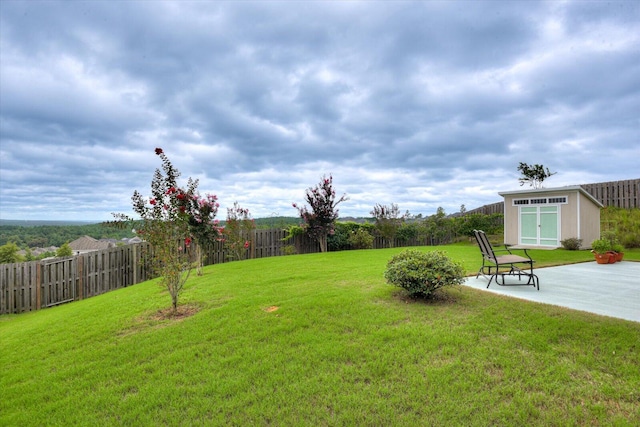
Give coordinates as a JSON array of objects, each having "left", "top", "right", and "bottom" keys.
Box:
[
  {"left": 263, "top": 305, "right": 280, "bottom": 313},
  {"left": 117, "top": 304, "right": 202, "bottom": 337},
  {"left": 151, "top": 304, "right": 201, "bottom": 321}
]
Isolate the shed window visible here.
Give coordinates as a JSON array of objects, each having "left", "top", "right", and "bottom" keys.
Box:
[
  {"left": 512, "top": 195, "right": 568, "bottom": 206},
  {"left": 549, "top": 197, "right": 567, "bottom": 204}
]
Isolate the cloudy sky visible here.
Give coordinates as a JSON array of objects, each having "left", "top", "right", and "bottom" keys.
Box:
[{"left": 1, "top": 1, "right": 639, "bottom": 222}]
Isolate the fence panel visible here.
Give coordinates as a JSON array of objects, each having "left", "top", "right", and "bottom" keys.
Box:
[
  {"left": 41, "top": 257, "right": 76, "bottom": 308},
  {"left": 0, "top": 261, "right": 40, "bottom": 314},
  {"left": 581, "top": 179, "right": 639, "bottom": 209}
]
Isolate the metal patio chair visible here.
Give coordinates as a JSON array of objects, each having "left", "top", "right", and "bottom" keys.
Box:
[{"left": 473, "top": 230, "right": 539, "bottom": 290}]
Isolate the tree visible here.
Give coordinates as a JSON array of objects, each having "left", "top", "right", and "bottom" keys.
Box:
[
  {"left": 56, "top": 242, "right": 73, "bottom": 257},
  {"left": 224, "top": 202, "right": 255, "bottom": 261},
  {"left": 371, "top": 203, "right": 406, "bottom": 248},
  {"left": 423, "top": 207, "right": 454, "bottom": 245},
  {"left": 187, "top": 193, "right": 222, "bottom": 275},
  {"left": 517, "top": 162, "right": 556, "bottom": 189},
  {"left": 293, "top": 174, "right": 348, "bottom": 252},
  {"left": 0, "top": 242, "right": 23, "bottom": 264},
  {"left": 113, "top": 148, "right": 220, "bottom": 312}
]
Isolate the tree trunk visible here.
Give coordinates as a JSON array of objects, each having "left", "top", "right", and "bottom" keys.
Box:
[{"left": 318, "top": 235, "right": 327, "bottom": 253}]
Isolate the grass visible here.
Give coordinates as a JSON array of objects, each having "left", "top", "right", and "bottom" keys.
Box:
[{"left": 2, "top": 244, "right": 639, "bottom": 425}]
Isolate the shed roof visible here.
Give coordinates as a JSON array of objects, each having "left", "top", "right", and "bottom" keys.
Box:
[{"left": 498, "top": 185, "right": 604, "bottom": 208}]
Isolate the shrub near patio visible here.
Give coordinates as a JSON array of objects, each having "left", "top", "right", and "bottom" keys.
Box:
[{"left": 384, "top": 249, "right": 466, "bottom": 298}]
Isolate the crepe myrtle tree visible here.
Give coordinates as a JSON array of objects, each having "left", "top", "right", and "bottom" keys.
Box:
[
  {"left": 188, "top": 193, "right": 223, "bottom": 275},
  {"left": 371, "top": 203, "right": 407, "bottom": 248},
  {"left": 224, "top": 202, "right": 255, "bottom": 261},
  {"left": 112, "top": 148, "right": 220, "bottom": 312},
  {"left": 293, "top": 174, "right": 348, "bottom": 253},
  {"left": 517, "top": 162, "right": 556, "bottom": 189}
]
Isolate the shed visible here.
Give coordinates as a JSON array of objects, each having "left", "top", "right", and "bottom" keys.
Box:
[{"left": 499, "top": 186, "right": 603, "bottom": 249}]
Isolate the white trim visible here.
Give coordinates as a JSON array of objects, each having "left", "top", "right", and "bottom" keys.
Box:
[{"left": 576, "top": 193, "right": 581, "bottom": 239}]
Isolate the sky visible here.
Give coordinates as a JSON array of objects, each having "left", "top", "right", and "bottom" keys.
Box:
[{"left": 1, "top": 0, "right": 639, "bottom": 222}]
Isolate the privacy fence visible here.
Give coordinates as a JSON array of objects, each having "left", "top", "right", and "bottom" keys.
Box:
[
  {"left": 1, "top": 229, "right": 442, "bottom": 315},
  {"left": 581, "top": 179, "right": 640, "bottom": 209},
  {"left": 1, "top": 243, "right": 151, "bottom": 315}
]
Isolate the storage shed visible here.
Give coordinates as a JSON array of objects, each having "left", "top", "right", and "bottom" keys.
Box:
[{"left": 499, "top": 186, "right": 603, "bottom": 249}]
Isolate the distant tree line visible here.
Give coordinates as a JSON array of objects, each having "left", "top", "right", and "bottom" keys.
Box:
[
  {"left": 0, "top": 223, "right": 139, "bottom": 248},
  {"left": 0, "top": 217, "right": 305, "bottom": 250}
]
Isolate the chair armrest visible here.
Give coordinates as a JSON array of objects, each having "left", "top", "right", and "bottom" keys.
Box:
[{"left": 505, "top": 245, "right": 534, "bottom": 262}]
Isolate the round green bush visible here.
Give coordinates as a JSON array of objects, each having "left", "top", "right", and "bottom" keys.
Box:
[
  {"left": 560, "top": 237, "right": 582, "bottom": 251},
  {"left": 348, "top": 228, "right": 374, "bottom": 249},
  {"left": 384, "top": 249, "right": 465, "bottom": 298}
]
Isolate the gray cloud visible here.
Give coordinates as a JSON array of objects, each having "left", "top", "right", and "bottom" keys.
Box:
[{"left": 1, "top": 0, "right": 638, "bottom": 221}]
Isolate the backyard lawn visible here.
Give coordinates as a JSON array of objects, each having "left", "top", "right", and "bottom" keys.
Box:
[{"left": 2, "top": 244, "right": 639, "bottom": 426}]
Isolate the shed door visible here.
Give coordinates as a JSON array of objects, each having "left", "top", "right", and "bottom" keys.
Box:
[{"left": 519, "top": 206, "right": 559, "bottom": 246}]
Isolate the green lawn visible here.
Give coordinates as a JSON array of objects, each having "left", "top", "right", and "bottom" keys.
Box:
[{"left": 2, "top": 244, "right": 639, "bottom": 426}]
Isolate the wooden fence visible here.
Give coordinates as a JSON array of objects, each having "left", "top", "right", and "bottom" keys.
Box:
[
  {"left": 1, "top": 226, "right": 456, "bottom": 315},
  {"left": 581, "top": 179, "right": 640, "bottom": 209},
  {"left": 1, "top": 244, "right": 151, "bottom": 315}
]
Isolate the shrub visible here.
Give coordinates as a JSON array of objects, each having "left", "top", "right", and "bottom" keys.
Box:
[
  {"left": 396, "top": 222, "right": 421, "bottom": 242},
  {"left": 384, "top": 249, "right": 465, "bottom": 298},
  {"left": 0, "top": 242, "right": 23, "bottom": 264},
  {"left": 347, "top": 228, "right": 374, "bottom": 249},
  {"left": 328, "top": 222, "right": 360, "bottom": 251},
  {"left": 281, "top": 245, "right": 297, "bottom": 256},
  {"left": 560, "top": 237, "right": 582, "bottom": 251},
  {"left": 622, "top": 233, "right": 640, "bottom": 249},
  {"left": 56, "top": 242, "right": 73, "bottom": 257}
]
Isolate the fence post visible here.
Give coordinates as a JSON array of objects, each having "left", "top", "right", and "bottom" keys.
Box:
[
  {"left": 36, "top": 263, "right": 42, "bottom": 310},
  {"left": 77, "top": 256, "right": 84, "bottom": 301},
  {"left": 133, "top": 244, "right": 138, "bottom": 285}
]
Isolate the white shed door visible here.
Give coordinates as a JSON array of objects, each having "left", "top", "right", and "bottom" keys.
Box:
[{"left": 519, "top": 206, "right": 559, "bottom": 246}]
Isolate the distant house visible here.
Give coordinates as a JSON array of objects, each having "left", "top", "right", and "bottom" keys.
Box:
[
  {"left": 122, "top": 236, "right": 143, "bottom": 245},
  {"left": 68, "top": 236, "right": 116, "bottom": 254}
]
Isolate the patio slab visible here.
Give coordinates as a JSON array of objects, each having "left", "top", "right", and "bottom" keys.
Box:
[{"left": 464, "top": 261, "right": 640, "bottom": 323}]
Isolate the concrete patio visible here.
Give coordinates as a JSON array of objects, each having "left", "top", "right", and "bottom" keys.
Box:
[{"left": 464, "top": 261, "right": 640, "bottom": 323}]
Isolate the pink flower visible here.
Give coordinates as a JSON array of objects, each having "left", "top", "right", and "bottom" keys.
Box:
[
  {"left": 244, "top": 241, "right": 250, "bottom": 249},
  {"left": 149, "top": 198, "right": 157, "bottom": 205},
  {"left": 185, "top": 237, "right": 192, "bottom": 247}
]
